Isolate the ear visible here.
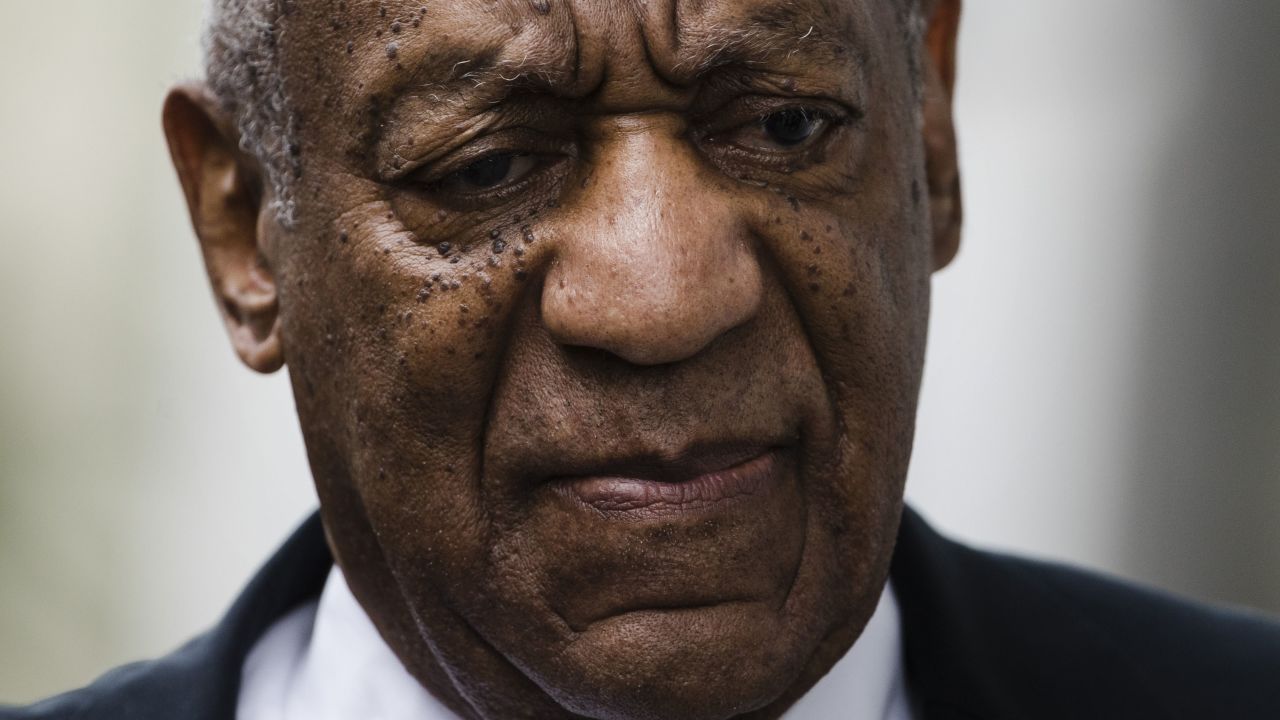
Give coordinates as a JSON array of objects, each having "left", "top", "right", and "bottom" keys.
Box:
[
  {"left": 163, "top": 84, "right": 283, "bottom": 373},
  {"left": 919, "top": 0, "right": 963, "bottom": 271}
]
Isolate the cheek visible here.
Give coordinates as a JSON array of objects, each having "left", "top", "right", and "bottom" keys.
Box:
[{"left": 277, "top": 193, "right": 541, "bottom": 590}]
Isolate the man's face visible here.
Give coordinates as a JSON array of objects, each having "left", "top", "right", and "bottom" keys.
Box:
[{"left": 168, "top": 0, "right": 960, "bottom": 717}]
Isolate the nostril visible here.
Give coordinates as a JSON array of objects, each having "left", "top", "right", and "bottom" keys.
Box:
[{"left": 541, "top": 257, "right": 763, "bottom": 367}]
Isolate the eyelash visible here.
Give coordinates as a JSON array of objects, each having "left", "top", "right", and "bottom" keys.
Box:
[{"left": 396, "top": 99, "right": 850, "bottom": 207}]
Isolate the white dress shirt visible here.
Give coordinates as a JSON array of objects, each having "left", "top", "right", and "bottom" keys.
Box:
[{"left": 238, "top": 567, "right": 912, "bottom": 720}]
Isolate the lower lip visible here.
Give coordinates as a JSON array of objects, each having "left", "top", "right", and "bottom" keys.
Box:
[{"left": 560, "top": 451, "right": 778, "bottom": 519}]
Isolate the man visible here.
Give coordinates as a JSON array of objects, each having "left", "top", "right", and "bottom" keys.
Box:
[{"left": 5, "top": 0, "right": 1279, "bottom": 718}]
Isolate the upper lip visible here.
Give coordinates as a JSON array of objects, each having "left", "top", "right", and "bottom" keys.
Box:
[{"left": 543, "top": 441, "right": 786, "bottom": 486}]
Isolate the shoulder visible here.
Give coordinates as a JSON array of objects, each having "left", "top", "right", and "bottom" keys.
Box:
[
  {"left": 1, "top": 513, "right": 331, "bottom": 720},
  {"left": 892, "top": 507, "right": 1280, "bottom": 719},
  {"left": 0, "top": 635, "right": 225, "bottom": 720}
]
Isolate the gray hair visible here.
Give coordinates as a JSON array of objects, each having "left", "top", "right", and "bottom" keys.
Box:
[
  {"left": 203, "top": 0, "right": 299, "bottom": 224},
  {"left": 201, "top": 0, "right": 924, "bottom": 226}
]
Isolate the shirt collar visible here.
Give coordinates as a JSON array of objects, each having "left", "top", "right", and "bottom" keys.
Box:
[{"left": 240, "top": 566, "right": 910, "bottom": 720}]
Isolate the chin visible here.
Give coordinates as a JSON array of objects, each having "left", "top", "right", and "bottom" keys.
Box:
[{"left": 532, "top": 602, "right": 808, "bottom": 720}]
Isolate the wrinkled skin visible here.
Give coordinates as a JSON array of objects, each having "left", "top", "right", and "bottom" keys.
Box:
[{"left": 164, "top": 0, "right": 961, "bottom": 717}]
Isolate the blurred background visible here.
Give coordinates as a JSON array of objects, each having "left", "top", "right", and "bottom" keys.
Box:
[{"left": 2, "top": 0, "right": 1277, "bottom": 703}]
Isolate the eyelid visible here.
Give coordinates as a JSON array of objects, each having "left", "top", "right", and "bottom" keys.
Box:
[{"left": 395, "top": 127, "right": 573, "bottom": 186}]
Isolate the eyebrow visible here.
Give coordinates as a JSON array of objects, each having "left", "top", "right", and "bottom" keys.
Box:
[{"left": 671, "top": 3, "right": 865, "bottom": 79}]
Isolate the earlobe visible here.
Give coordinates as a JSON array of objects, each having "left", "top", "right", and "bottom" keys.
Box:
[
  {"left": 163, "top": 84, "right": 284, "bottom": 373},
  {"left": 920, "top": 0, "right": 963, "bottom": 272}
]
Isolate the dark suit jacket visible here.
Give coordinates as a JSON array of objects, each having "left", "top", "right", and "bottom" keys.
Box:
[{"left": 6, "top": 508, "right": 1280, "bottom": 719}]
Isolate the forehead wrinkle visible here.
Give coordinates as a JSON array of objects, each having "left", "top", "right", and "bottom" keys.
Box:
[{"left": 670, "top": 0, "right": 864, "bottom": 79}]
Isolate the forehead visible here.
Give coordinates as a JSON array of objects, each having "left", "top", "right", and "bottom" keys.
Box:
[{"left": 281, "top": 0, "right": 887, "bottom": 120}]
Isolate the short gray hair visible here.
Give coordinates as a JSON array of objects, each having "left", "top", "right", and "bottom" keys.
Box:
[
  {"left": 202, "top": 0, "right": 924, "bottom": 226},
  {"left": 203, "top": 0, "right": 298, "bottom": 224}
]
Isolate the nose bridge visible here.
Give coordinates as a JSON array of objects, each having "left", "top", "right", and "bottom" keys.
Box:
[{"left": 541, "top": 122, "right": 763, "bottom": 366}]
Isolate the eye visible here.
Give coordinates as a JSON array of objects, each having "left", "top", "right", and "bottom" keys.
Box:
[
  {"left": 761, "top": 108, "right": 824, "bottom": 147},
  {"left": 438, "top": 152, "right": 540, "bottom": 193}
]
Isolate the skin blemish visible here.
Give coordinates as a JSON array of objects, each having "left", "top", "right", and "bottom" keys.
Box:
[
  {"left": 800, "top": 231, "right": 811, "bottom": 241},
  {"left": 386, "top": 42, "right": 398, "bottom": 59},
  {"left": 489, "top": 228, "right": 502, "bottom": 239},
  {"left": 531, "top": 0, "right": 550, "bottom": 14},
  {"left": 391, "top": 21, "right": 402, "bottom": 33},
  {"left": 488, "top": 256, "right": 501, "bottom": 268},
  {"left": 522, "top": 226, "right": 535, "bottom": 244},
  {"left": 437, "top": 242, "right": 452, "bottom": 256},
  {"left": 787, "top": 196, "right": 800, "bottom": 211},
  {"left": 493, "top": 237, "right": 507, "bottom": 253},
  {"left": 339, "top": 231, "right": 349, "bottom": 243},
  {"left": 346, "top": 41, "right": 354, "bottom": 54}
]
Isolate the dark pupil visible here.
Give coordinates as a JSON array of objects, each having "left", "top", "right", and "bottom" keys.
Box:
[
  {"left": 763, "top": 109, "right": 816, "bottom": 146},
  {"left": 460, "top": 154, "right": 515, "bottom": 188}
]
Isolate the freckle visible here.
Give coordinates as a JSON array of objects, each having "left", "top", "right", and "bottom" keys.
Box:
[
  {"left": 386, "top": 212, "right": 393, "bottom": 220},
  {"left": 512, "top": 214, "right": 522, "bottom": 223},
  {"left": 546, "top": 199, "right": 559, "bottom": 209},
  {"left": 346, "top": 41, "right": 354, "bottom": 54},
  {"left": 825, "top": 225, "right": 832, "bottom": 232},
  {"left": 459, "top": 304, "right": 469, "bottom": 313},
  {"left": 807, "top": 265, "right": 819, "bottom": 276},
  {"left": 814, "top": 247, "right": 822, "bottom": 255},
  {"left": 800, "top": 230, "right": 811, "bottom": 241},
  {"left": 412, "top": 18, "right": 420, "bottom": 28},
  {"left": 376, "top": 29, "right": 383, "bottom": 37},
  {"left": 391, "top": 21, "right": 402, "bottom": 32},
  {"left": 379, "top": 5, "right": 387, "bottom": 16},
  {"left": 338, "top": 231, "right": 349, "bottom": 243},
  {"left": 382, "top": 247, "right": 391, "bottom": 255},
  {"left": 376, "top": 304, "right": 386, "bottom": 314},
  {"left": 528, "top": 208, "right": 539, "bottom": 217},
  {"left": 399, "top": 355, "right": 408, "bottom": 366},
  {"left": 386, "top": 42, "right": 398, "bottom": 59},
  {"left": 809, "top": 282, "right": 820, "bottom": 291},
  {"left": 450, "top": 256, "right": 460, "bottom": 263},
  {"left": 515, "top": 269, "right": 528, "bottom": 280},
  {"left": 842, "top": 284, "right": 855, "bottom": 297},
  {"left": 522, "top": 226, "right": 535, "bottom": 244},
  {"left": 437, "top": 241, "right": 451, "bottom": 255},
  {"left": 492, "top": 237, "right": 507, "bottom": 253}
]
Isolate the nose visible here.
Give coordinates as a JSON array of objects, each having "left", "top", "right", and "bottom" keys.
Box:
[{"left": 541, "top": 124, "right": 763, "bottom": 366}]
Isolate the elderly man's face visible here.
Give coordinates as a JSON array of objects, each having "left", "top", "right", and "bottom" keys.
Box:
[{"left": 166, "top": 0, "right": 960, "bottom": 717}]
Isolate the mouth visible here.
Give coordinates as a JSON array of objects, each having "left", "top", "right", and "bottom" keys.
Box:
[{"left": 552, "top": 445, "right": 784, "bottom": 520}]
